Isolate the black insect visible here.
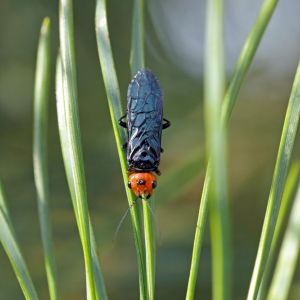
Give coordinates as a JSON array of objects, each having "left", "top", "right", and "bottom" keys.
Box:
[{"left": 119, "top": 69, "right": 170, "bottom": 198}]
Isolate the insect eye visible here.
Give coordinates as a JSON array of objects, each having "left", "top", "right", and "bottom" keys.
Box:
[
  {"left": 138, "top": 179, "right": 146, "bottom": 185},
  {"left": 128, "top": 182, "right": 132, "bottom": 189},
  {"left": 152, "top": 181, "right": 157, "bottom": 189}
]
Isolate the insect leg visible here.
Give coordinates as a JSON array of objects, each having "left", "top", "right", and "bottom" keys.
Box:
[
  {"left": 162, "top": 118, "right": 171, "bottom": 129},
  {"left": 118, "top": 114, "right": 127, "bottom": 128}
]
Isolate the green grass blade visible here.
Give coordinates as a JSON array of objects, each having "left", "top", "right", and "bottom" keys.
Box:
[
  {"left": 186, "top": 1, "right": 279, "bottom": 298},
  {"left": 267, "top": 179, "right": 300, "bottom": 300},
  {"left": 257, "top": 161, "right": 300, "bottom": 300},
  {"left": 33, "top": 17, "right": 59, "bottom": 300},
  {"left": 56, "top": 57, "right": 107, "bottom": 300},
  {"left": 130, "top": 0, "right": 145, "bottom": 76},
  {"left": 142, "top": 198, "right": 155, "bottom": 300},
  {"left": 58, "top": 1, "right": 109, "bottom": 297},
  {"left": 186, "top": 165, "right": 211, "bottom": 300},
  {"left": 130, "top": 0, "right": 155, "bottom": 298},
  {"left": 247, "top": 62, "right": 300, "bottom": 300},
  {"left": 221, "top": 0, "right": 279, "bottom": 123},
  {"left": 95, "top": 1, "right": 147, "bottom": 298},
  {"left": 0, "top": 183, "right": 14, "bottom": 231},
  {"left": 204, "top": 0, "right": 231, "bottom": 299},
  {"left": 0, "top": 182, "right": 39, "bottom": 300},
  {"left": 89, "top": 223, "right": 108, "bottom": 300}
]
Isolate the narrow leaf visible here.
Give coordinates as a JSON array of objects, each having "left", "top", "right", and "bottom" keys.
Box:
[
  {"left": 204, "top": 0, "right": 231, "bottom": 299},
  {"left": 257, "top": 161, "right": 300, "bottom": 299},
  {"left": 58, "top": 1, "right": 108, "bottom": 298},
  {"left": 130, "top": 0, "right": 156, "bottom": 299},
  {"left": 247, "top": 62, "right": 300, "bottom": 300},
  {"left": 130, "top": 0, "right": 145, "bottom": 76},
  {"left": 186, "top": 0, "right": 279, "bottom": 297},
  {"left": 0, "top": 182, "right": 39, "bottom": 300},
  {"left": 95, "top": 0, "right": 147, "bottom": 298},
  {"left": 33, "top": 17, "right": 59, "bottom": 300},
  {"left": 267, "top": 179, "right": 300, "bottom": 300},
  {"left": 143, "top": 198, "right": 155, "bottom": 300},
  {"left": 56, "top": 56, "right": 108, "bottom": 300}
]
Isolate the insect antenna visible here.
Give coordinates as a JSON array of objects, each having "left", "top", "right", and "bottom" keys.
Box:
[{"left": 113, "top": 197, "right": 138, "bottom": 244}]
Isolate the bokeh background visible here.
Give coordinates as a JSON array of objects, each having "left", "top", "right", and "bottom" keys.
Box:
[{"left": 1, "top": 0, "right": 300, "bottom": 299}]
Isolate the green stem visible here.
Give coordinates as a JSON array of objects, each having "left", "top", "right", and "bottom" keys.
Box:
[
  {"left": 59, "top": 0, "right": 97, "bottom": 298},
  {"left": 95, "top": 0, "right": 147, "bottom": 298},
  {"left": 247, "top": 62, "right": 300, "bottom": 300},
  {"left": 267, "top": 180, "right": 300, "bottom": 300},
  {"left": 257, "top": 161, "right": 300, "bottom": 300},
  {"left": 204, "top": 0, "right": 231, "bottom": 299},
  {"left": 221, "top": 0, "right": 279, "bottom": 124},
  {"left": 186, "top": 0, "right": 279, "bottom": 298},
  {"left": 143, "top": 197, "right": 155, "bottom": 300},
  {"left": 130, "top": 0, "right": 145, "bottom": 75},
  {"left": 186, "top": 166, "right": 211, "bottom": 299},
  {"left": 130, "top": 0, "right": 155, "bottom": 299},
  {"left": 33, "top": 17, "right": 59, "bottom": 300},
  {"left": 56, "top": 57, "right": 107, "bottom": 300},
  {"left": 0, "top": 183, "right": 39, "bottom": 300}
]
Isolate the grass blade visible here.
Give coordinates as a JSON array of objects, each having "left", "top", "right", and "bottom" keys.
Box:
[
  {"left": 130, "top": 0, "right": 155, "bottom": 299},
  {"left": 221, "top": 0, "right": 279, "bottom": 123},
  {"left": 58, "top": 1, "right": 110, "bottom": 298},
  {"left": 186, "top": 0, "right": 279, "bottom": 297},
  {"left": 130, "top": 0, "right": 145, "bottom": 76},
  {"left": 186, "top": 166, "right": 211, "bottom": 300},
  {"left": 257, "top": 161, "right": 300, "bottom": 299},
  {"left": 247, "top": 62, "right": 300, "bottom": 300},
  {"left": 56, "top": 57, "right": 108, "bottom": 300},
  {"left": 95, "top": 1, "right": 147, "bottom": 298},
  {"left": 203, "top": 0, "right": 231, "bottom": 299},
  {"left": 33, "top": 17, "right": 59, "bottom": 300},
  {"left": 267, "top": 179, "right": 300, "bottom": 300},
  {"left": 89, "top": 223, "right": 108, "bottom": 300},
  {"left": 56, "top": 57, "right": 107, "bottom": 300},
  {"left": 142, "top": 197, "right": 155, "bottom": 300},
  {"left": 0, "top": 182, "right": 39, "bottom": 300}
]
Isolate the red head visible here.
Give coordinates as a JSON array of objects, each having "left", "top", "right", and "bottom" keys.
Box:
[{"left": 128, "top": 172, "right": 157, "bottom": 199}]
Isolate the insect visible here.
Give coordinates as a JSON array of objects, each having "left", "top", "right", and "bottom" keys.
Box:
[{"left": 119, "top": 69, "right": 170, "bottom": 199}]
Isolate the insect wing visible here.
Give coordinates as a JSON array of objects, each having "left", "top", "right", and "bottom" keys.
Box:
[{"left": 127, "top": 70, "right": 163, "bottom": 171}]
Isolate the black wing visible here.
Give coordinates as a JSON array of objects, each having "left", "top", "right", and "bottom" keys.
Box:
[{"left": 126, "top": 69, "right": 163, "bottom": 172}]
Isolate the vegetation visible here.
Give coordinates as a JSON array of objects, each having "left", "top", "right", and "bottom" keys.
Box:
[{"left": 1, "top": 0, "right": 300, "bottom": 299}]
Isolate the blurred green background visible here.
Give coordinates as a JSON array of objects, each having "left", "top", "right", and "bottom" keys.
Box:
[{"left": 1, "top": 0, "right": 300, "bottom": 299}]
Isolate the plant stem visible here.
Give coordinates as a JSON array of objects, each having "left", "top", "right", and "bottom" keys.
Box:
[
  {"left": 130, "top": 0, "right": 155, "bottom": 299},
  {"left": 204, "top": 0, "right": 231, "bottom": 299},
  {"left": 186, "top": 0, "right": 279, "bottom": 298},
  {"left": 95, "top": 0, "right": 147, "bottom": 298},
  {"left": 267, "top": 180, "right": 300, "bottom": 300},
  {"left": 130, "top": 0, "right": 145, "bottom": 75},
  {"left": 58, "top": 0, "right": 97, "bottom": 298},
  {"left": 56, "top": 57, "right": 108, "bottom": 300},
  {"left": 143, "top": 198, "right": 155, "bottom": 300},
  {"left": 0, "top": 183, "right": 39, "bottom": 300},
  {"left": 257, "top": 161, "right": 300, "bottom": 300},
  {"left": 247, "top": 62, "right": 300, "bottom": 300},
  {"left": 33, "top": 17, "right": 59, "bottom": 300}
]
